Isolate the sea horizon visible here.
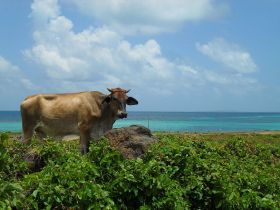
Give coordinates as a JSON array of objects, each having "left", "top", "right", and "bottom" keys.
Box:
[
  {"left": 1, "top": 111, "right": 280, "bottom": 133},
  {"left": 1, "top": 110, "right": 280, "bottom": 113}
]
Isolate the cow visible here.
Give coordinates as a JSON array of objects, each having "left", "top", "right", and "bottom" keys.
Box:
[{"left": 20, "top": 88, "right": 138, "bottom": 154}]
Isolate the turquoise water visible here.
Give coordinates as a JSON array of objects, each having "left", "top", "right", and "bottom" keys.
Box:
[{"left": 1, "top": 111, "right": 280, "bottom": 132}]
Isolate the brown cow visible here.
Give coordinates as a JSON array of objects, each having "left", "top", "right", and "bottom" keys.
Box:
[{"left": 20, "top": 88, "right": 138, "bottom": 153}]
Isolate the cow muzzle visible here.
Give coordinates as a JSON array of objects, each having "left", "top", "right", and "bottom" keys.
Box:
[{"left": 118, "top": 112, "right": 128, "bottom": 119}]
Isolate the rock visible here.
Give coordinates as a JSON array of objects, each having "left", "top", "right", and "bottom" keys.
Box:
[
  {"left": 103, "top": 125, "right": 157, "bottom": 159},
  {"left": 62, "top": 134, "right": 79, "bottom": 141}
]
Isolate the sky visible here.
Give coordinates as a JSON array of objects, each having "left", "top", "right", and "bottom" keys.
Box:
[{"left": 0, "top": 0, "right": 279, "bottom": 112}]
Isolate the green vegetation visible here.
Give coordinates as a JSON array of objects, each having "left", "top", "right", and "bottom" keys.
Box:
[{"left": 0, "top": 132, "right": 279, "bottom": 209}]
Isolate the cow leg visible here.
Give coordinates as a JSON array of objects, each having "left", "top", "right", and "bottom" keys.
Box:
[
  {"left": 22, "top": 119, "right": 37, "bottom": 144},
  {"left": 21, "top": 107, "right": 36, "bottom": 144},
  {"left": 80, "top": 131, "right": 90, "bottom": 154},
  {"left": 79, "top": 124, "right": 91, "bottom": 154},
  {"left": 23, "top": 127, "right": 33, "bottom": 144},
  {"left": 35, "top": 127, "right": 47, "bottom": 140}
]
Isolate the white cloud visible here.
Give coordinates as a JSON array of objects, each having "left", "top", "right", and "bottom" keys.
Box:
[
  {"left": 25, "top": 1, "right": 177, "bottom": 92},
  {"left": 196, "top": 38, "right": 257, "bottom": 74},
  {"left": 203, "top": 70, "right": 257, "bottom": 87},
  {"left": 25, "top": 23, "right": 176, "bottom": 89},
  {"left": 30, "top": 0, "right": 60, "bottom": 26},
  {"left": 0, "top": 56, "right": 36, "bottom": 91},
  {"left": 66, "top": 0, "right": 229, "bottom": 35},
  {"left": 25, "top": 0, "right": 257, "bottom": 97},
  {"left": 0, "top": 56, "right": 21, "bottom": 76}
]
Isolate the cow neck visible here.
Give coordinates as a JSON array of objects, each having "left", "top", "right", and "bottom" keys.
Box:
[{"left": 101, "top": 95, "right": 118, "bottom": 121}]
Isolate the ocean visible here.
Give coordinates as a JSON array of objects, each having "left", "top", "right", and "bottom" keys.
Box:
[{"left": 1, "top": 111, "right": 280, "bottom": 132}]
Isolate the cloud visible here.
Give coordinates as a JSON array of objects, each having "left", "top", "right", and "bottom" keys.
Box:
[
  {"left": 0, "top": 56, "right": 35, "bottom": 92},
  {"left": 196, "top": 38, "right": 257, "bottom": 74},
  {"left": 203, "top": 70, "right": 259, "bottom": 94},
  {"left": 30, "top": 0, "right": 60, "bottom": 26},
  {"left": 25, "top": 22, "right": 176, "bottom": 89},
  {"left": 66, "top": 0, "right": 229, "bottom": 35},
  {"left": 25, "top": 0, "right": 257, "bottom": 97},
  {"left": 25, "top": 0, "right": 177, "bottom": 92}
]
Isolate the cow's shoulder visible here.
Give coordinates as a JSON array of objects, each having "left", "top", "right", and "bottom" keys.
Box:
[
  {"left": 83, "top": 91, "right": 106, "bottom": 118},
  {"left": 89, "top": 91, "right": 104, "bottom": 98}
]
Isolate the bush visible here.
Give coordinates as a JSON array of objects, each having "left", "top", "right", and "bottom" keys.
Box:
[
  {"left": 0, "top": 132, "right": 279, "bottom": 209},
  {"left": 20, "top": 155, "right": 114, "bottom": 209},
  {"left": 110, "top": 159, "right": 189, "bottom": 209}
]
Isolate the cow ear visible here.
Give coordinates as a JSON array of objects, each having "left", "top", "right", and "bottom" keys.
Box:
[
  {"left": 102, "top": 95, "right": 111, "bottom": 104},
  {"left": 126, "top": 97, "right": 138, "bottom": 105}
]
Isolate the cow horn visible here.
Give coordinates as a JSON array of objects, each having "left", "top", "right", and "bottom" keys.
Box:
[
  {"left": 125, "top": 89, "right": 131, "bottom": 93},
  {"left": 107, "top": 88, "right": 113, "bottom": 93}
]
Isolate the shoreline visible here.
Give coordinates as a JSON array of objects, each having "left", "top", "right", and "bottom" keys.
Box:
[
  {"left": 3, "top": 130, "right": 280, "bottom": 136},
  {"left": 153, "top": 130, "right": 280, "bottom": 135}
]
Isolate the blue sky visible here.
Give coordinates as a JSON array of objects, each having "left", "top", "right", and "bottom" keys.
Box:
[{"left": 0, "top": 0, "right": 279, "bottom": 111}]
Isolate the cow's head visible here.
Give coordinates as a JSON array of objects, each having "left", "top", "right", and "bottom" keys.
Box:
[{"left": 102, "top": 87, "right": 138, "bottom": 119}]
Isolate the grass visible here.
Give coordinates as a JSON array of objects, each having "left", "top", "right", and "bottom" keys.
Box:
[{"left": 0, "top": 132, "right": 279, "bottom": 209}]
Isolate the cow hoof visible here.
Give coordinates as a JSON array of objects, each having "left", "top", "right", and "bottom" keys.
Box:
[{"left": 80, "top": 145, "right": 89, "bottom": 154}]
